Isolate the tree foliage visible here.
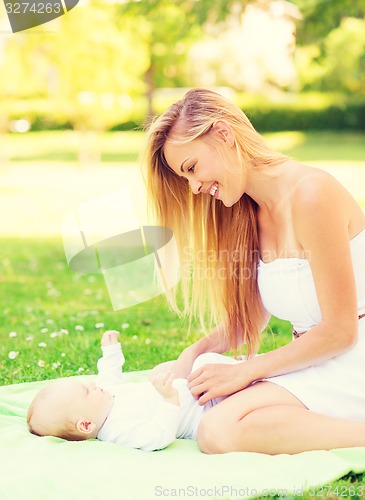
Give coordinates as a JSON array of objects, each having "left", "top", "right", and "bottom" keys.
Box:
[
  {"left": 293, "top": 0, "right": 365, "bottom": 44},
  {"left": 1, "top": 0, "right": 365, "bottom": 132},
  {"left": 117, "top": 0, "right": 247, "bottom": 25},
  {"left": 292, "top": 0, "right": 365, "bottom": 95},
  {"left": 116, "top": 0, "right": 252, "bottom": 114}
]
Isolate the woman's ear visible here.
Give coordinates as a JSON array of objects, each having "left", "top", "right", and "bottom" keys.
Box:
[
  {"left": 212, "top": 120, "right": 235, "bottom": 147},
  {"left": 76, "top": 419, "right": 96, "bottom": 435}
]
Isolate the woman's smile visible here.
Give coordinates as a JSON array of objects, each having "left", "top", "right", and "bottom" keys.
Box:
[
  {"left": 163, "top": 137, "right": 244, "bottom": 207},
  {"left": 207, "top": 181, "right": 219, "bottom": 197}
]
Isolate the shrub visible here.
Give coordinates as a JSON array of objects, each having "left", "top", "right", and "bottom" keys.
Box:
[{"left": 4, "top": 93, "right": 365, "bottom": 132}]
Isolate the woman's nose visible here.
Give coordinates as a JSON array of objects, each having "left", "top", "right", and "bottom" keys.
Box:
[{"left": 189, "top": 179, "right": 202, "bottom": 195}]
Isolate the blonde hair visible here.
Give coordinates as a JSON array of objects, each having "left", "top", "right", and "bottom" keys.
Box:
[
  {"left": 27, "top": 382, "right": 85, "bottom": 441},
  {"left": 144, "top": 88, "right": 287, "bottom": 356}
]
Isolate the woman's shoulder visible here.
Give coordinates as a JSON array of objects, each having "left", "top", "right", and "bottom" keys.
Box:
[
  {"left": 288, "top": 163, "right": 362, "bottom": 246},
  {"left": 289, "top": 164, "right": 342, "bottom": 205},
  {"left": 288, "top": 163, "right": 352, "bottom": 220}
]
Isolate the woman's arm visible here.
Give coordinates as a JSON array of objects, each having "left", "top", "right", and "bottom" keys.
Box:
[
  {"left": 151, "top": 295, "right": 271, "bottom": 379},
  {"left": 170, "top": 322, "right": 232, "bottom": 378},
  {"left": 150, "top": 322, "right": 231, "bottom": 378},
  {"left": 188, "top": 172, "right": 361, "bottom": 404},
  {"left": 247, "top": 172, "right": 359, "bottom": 376}
]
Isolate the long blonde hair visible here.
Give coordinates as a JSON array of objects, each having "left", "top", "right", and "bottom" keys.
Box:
[{"left": 143, "top": 88, "right": 287, "bottom": 356}]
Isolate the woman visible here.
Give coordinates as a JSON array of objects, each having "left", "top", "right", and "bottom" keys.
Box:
[{"left": 144, "top": 88, "right": 365, "bottom": 454}]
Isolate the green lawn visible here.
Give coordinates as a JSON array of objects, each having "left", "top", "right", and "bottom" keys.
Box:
[
  {"left": 0, "top": 237, "right": 198, "bottom": 384},
  {"left": 2, "top": 130, "right": 365, "bottom": 163},
  {"left": 0, "top": 237, "right": 292, "bottom": 386},
  {"left": 264, "top": 130, "right": 365, "bottom": 162},
  {"left": 2, "top": 130, "right": 144, "bottom": 163}
]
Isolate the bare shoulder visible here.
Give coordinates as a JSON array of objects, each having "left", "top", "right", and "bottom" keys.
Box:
[
  {"left": 288, "top": 165, "right": 348, "bottom": 256},
  {"left": 291, "top": 165, "right": 345, "bottom": 208},
  {"left": 289, "top": 163, "right": 364, "bottom": 240},
  {"left": 290, "top": 165, "right": 352, "bottom": 227}
]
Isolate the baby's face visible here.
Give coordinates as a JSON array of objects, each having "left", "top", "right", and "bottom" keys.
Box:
[{"left": 50, "top": 379, "right": 113, "bottom": 431}]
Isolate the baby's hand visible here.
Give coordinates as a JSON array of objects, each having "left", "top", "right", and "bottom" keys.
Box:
[
  {"left": 101, "top": 330, "right": 120, "bottom": 346},
  {"left": 149, "top": 372, "right": 179, "bottom": 406}
]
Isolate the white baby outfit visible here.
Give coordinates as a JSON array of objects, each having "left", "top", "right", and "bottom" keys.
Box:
[
  {"left": 95, "top": 344, "right": 225, "bottom": 451},
  {"left": 256, "top": 227, "right": 365, "bottom": 421}
]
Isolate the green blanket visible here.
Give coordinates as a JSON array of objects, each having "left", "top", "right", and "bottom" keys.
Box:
[{"left": 1, "top": 372, "right": 365, "bottom": 500}]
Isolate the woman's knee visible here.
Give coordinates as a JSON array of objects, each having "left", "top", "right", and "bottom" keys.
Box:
[
  {"left": 196, "top": 413, "right": 224, "bottom": 454},
  {"left": 197, "top": 404, "right": 285, "bottom": 454},
  {"left": 197, "top": 412, "right": 249, "bottom": 454}
]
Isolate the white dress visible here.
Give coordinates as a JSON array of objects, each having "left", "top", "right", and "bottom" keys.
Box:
[{"left": 257, "top": 227, "right": 365, "bottom": 422}]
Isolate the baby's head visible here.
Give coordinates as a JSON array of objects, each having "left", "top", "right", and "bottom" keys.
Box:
[{"left": 27, "top": 378, "right": 113, "bottom": 441}]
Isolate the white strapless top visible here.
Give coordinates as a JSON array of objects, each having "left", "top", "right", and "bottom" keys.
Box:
[{"left": 257, "top": 227, "right": 365, "bottom": 334}]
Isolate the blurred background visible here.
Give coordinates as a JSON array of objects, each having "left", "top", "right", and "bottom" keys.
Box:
[
  {"left": 0, "top": 0, "right": 364, "bottom": 238},
  {"left": 0, "top": 0, "right": 365, "bottom": 383}
]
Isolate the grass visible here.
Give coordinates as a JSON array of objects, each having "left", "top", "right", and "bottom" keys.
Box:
[
  {"left": 0, "top": 237, "right": 291, "bottom": 386},
  {"left": 264, "top": 131, "right": 365, "bottom": 162},
  {"left": 0, "top": 237, "right": 196, "bottom": 384},
  {"left": 2, "top": 130, "right": 365, "bottom": 163},
  {"left": 1, "top": 130, "right": 145, "bottom": 163},
  {"left": 1, "top": 130, "right": 365, "bottom": 499}
]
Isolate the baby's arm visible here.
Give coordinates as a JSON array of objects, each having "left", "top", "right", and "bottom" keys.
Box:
[
  {"left": 149, "top": 372, "right": 179, "bottom": 406},
  {"left": 95, "top": 330, "right": 125, "bottom": 387}
]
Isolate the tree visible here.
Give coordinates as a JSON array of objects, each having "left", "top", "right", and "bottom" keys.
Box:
[
  {"left": 292, "top": 0, "right": 365, "bottom": 96},
  {"left": 292, "top": 0, "right": 365, "bottom": 44},
  {"left": 0, "top": 1, "right": 150, "bottom": 162},
  {"left": 116, "top": 0, "right": 252, "bottom": 117}
]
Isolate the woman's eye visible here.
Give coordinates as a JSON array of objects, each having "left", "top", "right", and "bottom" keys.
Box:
[{"left": 188, "top": 165, "right": 195, "bottom": 173}]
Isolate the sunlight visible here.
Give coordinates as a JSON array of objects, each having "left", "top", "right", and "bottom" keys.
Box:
[{"left": 264, "top": 131, "right": 306, "bottom": 152}]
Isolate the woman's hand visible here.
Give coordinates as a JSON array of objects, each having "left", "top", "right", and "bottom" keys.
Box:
[{"left": 187, "top": 362, "right": 253, "bottom": 405}]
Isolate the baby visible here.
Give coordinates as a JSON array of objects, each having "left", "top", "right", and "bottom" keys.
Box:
[{"left": 27, "top": 330, "right": 234, "bottom": 451}]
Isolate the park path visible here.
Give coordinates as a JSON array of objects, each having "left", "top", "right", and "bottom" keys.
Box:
[{"left": 0, "top": 160, "right": 364, "bottom": 237}]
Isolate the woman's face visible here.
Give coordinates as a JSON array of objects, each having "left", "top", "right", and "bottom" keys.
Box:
[{"left": 163, "top": 134, "right": 246, "bottom": 208}]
